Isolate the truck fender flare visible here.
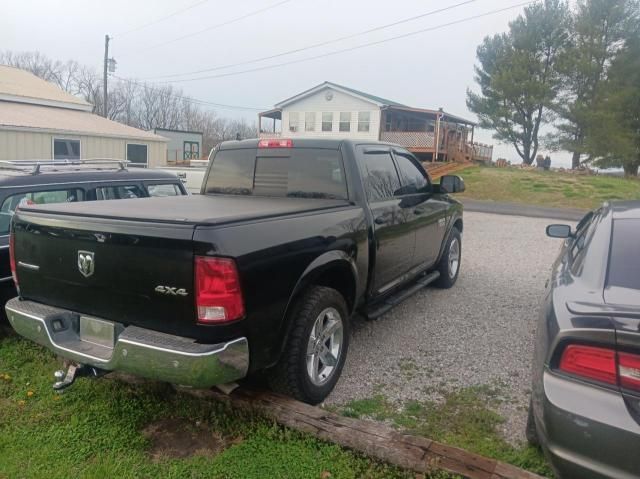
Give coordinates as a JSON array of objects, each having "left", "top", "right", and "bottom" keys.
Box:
[
  {"left": 435, "top": 213, "right": 463, "bottom": 264},
  {"left": 275, "top": 251, "right": 358, "bottom": 361}
]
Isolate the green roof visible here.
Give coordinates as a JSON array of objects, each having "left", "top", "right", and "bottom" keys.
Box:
[{"left": 326, "top": 82, "right": 407, "bottom": 107}]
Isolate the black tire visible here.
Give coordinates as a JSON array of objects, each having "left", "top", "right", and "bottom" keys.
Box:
[
  {"left": 268, "top": 286, "right": 350, "bottom": 404},
  {"left": 526, "top": 399, "right": 540, "bottom": 447},
  {"left": 433, "top": 227, "right": 462, "bottom": 288}
]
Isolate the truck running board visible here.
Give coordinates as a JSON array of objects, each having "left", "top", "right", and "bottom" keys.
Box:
[{"left": 364, "top": 271, "right": 440, "bottom": 320}]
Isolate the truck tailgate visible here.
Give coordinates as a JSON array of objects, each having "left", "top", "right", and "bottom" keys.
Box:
[{"left": 12, "top": 209, "right": 196, "bottom": 334}]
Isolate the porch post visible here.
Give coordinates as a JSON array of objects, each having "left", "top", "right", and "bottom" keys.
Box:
[{"left": 434, "top": 112, "right": 441, "bottom": 162}]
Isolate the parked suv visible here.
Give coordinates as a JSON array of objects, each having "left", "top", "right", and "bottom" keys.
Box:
[{"left": 0, "top": 160, "right": 187, "bottom": 313}]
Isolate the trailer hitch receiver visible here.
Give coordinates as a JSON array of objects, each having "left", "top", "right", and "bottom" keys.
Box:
[{"left": 53, "top": 363, "right": 106, "bottom": 392}]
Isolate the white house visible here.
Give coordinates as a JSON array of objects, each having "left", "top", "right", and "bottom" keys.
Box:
[
  {"left": 259, "top": 81, "right": 492, "bottom": 163},
  {"left": 0, "top": 65, "right": 168, "bottom": 167}
]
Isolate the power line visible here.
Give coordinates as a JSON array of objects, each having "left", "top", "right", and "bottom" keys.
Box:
[
  {"left": 151, "top": 0, "right": 536, "bottom": 84},
  {"left": 129, "top": 0, "right": 294, "bottom": 54},
  {"left": 142, "top": 0, "right": 477, "bottom": 81},
  {"left": 112, "top": 75, "right": 267, "bottom": 111},
  {"left": 113, "top": 0, "right": 211, "bottom": 39}
]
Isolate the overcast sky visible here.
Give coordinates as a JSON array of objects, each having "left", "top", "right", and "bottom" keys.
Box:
[{"left": 1, "top": 0, "right": 572, "bottom": 167}]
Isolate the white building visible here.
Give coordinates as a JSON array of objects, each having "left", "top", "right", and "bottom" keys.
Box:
[
  {"left": 259, "top": 81, "right": 492, "bottom": 163},
  {"left": 0, "top": 65, "right": 168, "bottom": 167}
]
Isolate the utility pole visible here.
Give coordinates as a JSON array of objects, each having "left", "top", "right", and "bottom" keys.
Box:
[{"left": 103, "top": 34, "right": 110, "bottom": 118}]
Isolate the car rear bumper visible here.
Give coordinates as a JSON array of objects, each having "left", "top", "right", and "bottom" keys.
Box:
[
  {"left": 536, "top": 370, "right": 640, "bottom": 479},
  {"left": 5, "top": 297, "right": 249, "bottom": 388}
]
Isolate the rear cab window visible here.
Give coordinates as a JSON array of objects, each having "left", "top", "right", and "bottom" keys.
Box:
[
  {"left": 205, "top": 147, "right": 348, "bottom": 200},
  {"left": 0, "top": 188, "right": 83, "bottom": 234}
]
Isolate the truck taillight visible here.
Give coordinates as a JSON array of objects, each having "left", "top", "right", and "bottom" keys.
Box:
[
  {"left": 258, "top": 139, "right": 292, "bottom": 148},
  {"left": 559, "top": 344, "right": 617, "bottom": 385},
  {"left": 9, "top": 229, "right": 17, "bottom": 286},
  {"left": 619, "top": 352, "right": 640, "bottom": 392},
  {"left": 194, "top": 256, "right": 244, "bottom": 324},
  {"left": 558, "top": 344, "right": 640, "bottom": 392}
]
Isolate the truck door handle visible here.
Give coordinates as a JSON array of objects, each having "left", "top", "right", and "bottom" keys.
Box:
[{"left": 374, "top": 216, "right": 386, "bottom": 225}]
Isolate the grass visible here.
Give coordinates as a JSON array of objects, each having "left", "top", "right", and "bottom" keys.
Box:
[
  {"left": 457, "top": 166, "right": 640, "bottom": 210},
  {"left": 0, "top": 334, "right": 456, "bottom": 479},
  {"left": 339, "top": 386, "right": 553, "bottom": 478}
]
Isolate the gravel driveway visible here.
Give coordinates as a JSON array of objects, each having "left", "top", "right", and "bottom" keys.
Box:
[{"left": 327, "top": 211, "right": 571, "bottom": 444}]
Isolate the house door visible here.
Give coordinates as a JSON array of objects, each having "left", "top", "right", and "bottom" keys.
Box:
[{"left": 184, "top": 141, "right": 200, "bottom": 161}]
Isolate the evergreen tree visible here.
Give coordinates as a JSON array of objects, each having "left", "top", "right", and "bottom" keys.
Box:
[
  {"left": 553, "top": 0, "right": 639, "bottom": 169},
  {"left": 467, "top": 0, "right": 569, "bottom": 164},
  {"left": 585, "top": 34, "right": 640, "bottom": 175}
]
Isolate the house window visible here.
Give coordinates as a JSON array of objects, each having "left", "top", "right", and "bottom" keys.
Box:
[
  {"left": 305, "top": 112, "right": 316, "bottom": 132},
  {"left": 322, "top": 112, "right": 333, "bottom": 132},
  {"left": 183, "top": 141, "right": 200, "bottom": 160},
  {"left": 339, "top": 112, "right": 351, "bottom": 132},
  {"left": 126, "top": 143, "right": 148, "bottom": 167},
  {"left": 53, "top": 138, "right": 80, "bottom": 160},
  {"left": 289, "top": 112, "right": 299, "bottom": 132},
  {"left": 358, "top": 112, "right": 370, "bottom": 132}
]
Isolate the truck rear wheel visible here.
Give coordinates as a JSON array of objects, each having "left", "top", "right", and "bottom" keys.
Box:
[{"left": 268, "top": 286, "right": 350, "bottom": 404}]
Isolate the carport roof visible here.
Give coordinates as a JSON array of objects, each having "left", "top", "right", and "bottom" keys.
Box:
[{"left": 0, "top": 101, "right": 167, "bottom": 142}]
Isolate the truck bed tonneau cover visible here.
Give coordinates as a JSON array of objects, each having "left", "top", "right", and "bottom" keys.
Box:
[{"left": 17, "top": 194, "right": 352, "bottom": 226}]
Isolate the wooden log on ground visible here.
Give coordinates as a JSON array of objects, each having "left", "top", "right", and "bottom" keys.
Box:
[{"left": 180, "top": 387, "right": 544, "bottom": 479}]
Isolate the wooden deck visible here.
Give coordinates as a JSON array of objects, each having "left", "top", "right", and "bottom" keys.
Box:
[{"left": 425, "top": 161, "right": 473, "bottom": 179}]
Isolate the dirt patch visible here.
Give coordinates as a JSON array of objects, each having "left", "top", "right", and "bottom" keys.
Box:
[{"left": 142, "top": 418, "right": 231, "bottom": 461}]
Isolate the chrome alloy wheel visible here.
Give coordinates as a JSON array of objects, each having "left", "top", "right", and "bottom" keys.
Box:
[
  {"left": 448, "top": 237, "right": 460, "bottom": 279},
  {"left": 306, "top": 307, "right": 344, "bottom": 386}
]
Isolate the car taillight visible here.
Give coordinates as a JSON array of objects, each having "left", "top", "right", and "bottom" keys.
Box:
[
  {"left": 194, "top": 256, "right": 244, "bottom": 324},
  {"left": 9, "top": 229, "right": 17, "bottom": 286},
  {"left": 559, "top": 344, "right": 617, "bottom": 385},
  {"left": 258, "top": 139, "right": 292, "bottom": 148},
  {"left": 558, "top": 344, "right": 640, "bottom": 392},
  {"left": 619, "top": 352, "right": 640, "bottom": 392}
]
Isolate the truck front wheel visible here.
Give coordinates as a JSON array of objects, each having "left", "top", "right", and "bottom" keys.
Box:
[
  {"left": 268, "top": 286, "right": 350, "bottom": 404},
  {"left": 434, "top": 227, "right": 462, "bottom": 288}
]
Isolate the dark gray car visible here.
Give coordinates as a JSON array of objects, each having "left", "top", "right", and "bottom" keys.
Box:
[{"left": 527, "top": 201, "right": 640, "bottom": 478}]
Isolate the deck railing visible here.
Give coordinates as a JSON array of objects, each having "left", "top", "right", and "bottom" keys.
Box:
[
  {"left": 380, "top": 131, "right": 435, "bottom": 148},
  {"left": 471, "top": 142, "right": 493, "bottom": 162}
]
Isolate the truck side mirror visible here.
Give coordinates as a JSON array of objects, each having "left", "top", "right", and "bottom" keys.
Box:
[{"left": 440, "top": 175, "right": 465, "bottom": 193}]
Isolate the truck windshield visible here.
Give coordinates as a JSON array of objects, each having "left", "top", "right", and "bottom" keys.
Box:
[{"left": 205, "top": 148, "right": 348, "bottom": 200}]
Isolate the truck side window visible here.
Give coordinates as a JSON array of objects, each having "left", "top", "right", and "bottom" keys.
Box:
[
  {"left": 362, "top": 152, "right": 402, "bottom": 202},
  {"left": 393, "top": 152, "right": 429, "bottom": 194},
  {"left": 93, "top": 185, "right": 144, "bottom": 200},
  {"left": 147, "top": 184, "right": 182, "bottom": 197}
]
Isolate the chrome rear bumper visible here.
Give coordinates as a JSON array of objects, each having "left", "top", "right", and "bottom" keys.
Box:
[{"left": 5, "top": 297, "right": 249, "bottom": 388}]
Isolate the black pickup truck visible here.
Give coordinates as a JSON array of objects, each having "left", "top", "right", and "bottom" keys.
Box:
[{"left": 7, "top": 138, "right": 464, "bottom": 403}]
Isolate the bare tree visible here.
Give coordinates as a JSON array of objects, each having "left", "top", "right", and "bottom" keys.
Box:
[{"left": 1, "top": 49, "right": 258, "bottom": 155}]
